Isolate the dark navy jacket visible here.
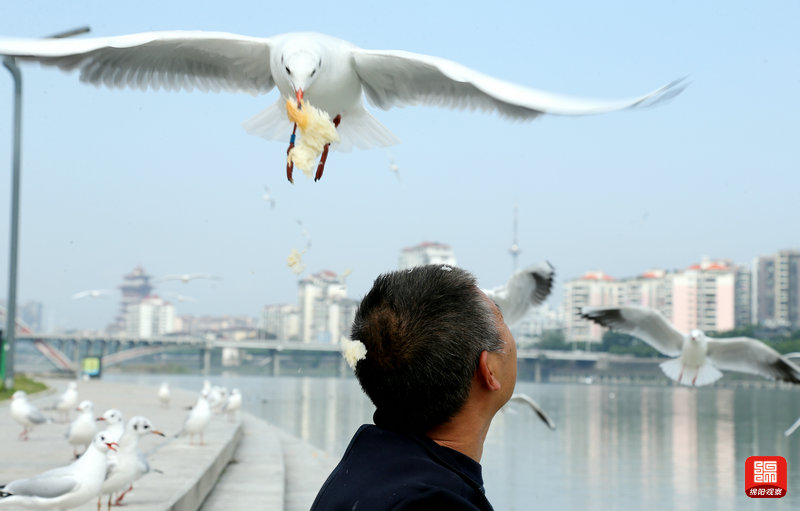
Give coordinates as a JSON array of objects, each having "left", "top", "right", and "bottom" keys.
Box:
[{"left": 310, "top": 424, "right": 494, "bottom": 511}]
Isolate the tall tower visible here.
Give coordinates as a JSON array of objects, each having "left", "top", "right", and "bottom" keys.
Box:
[{"left": 509, "top": 203, "right": 521, "bottom": 272}]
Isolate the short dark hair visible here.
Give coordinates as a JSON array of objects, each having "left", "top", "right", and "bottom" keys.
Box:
[{"left": 352, "top": 265, "right": 501, "bottom": 432}]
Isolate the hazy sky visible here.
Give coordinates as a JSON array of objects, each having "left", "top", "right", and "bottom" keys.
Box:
[{"left": 0, "top": 1, "right": 797, "bottom": 331}]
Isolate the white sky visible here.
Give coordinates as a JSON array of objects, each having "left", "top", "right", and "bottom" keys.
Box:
[{"left": 0, "top": 0, "right": 797, "bottom": 330}]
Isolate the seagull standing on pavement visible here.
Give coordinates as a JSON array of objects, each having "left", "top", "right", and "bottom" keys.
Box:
[
  {"left": 179, "top": 390, "right": 211, "bottom": 446},
  {"left": 224, "top": 389, "right": 242, "bottom": 422},
  {"left": 54, "top": 382, "right": 78, "bottom": 423},
  {"left": 580, "top": 305, "right": 800, "bottom": 386},
  {"left": 157, "top": 382, "right": 171, "bottom": 408},
  {"left": 97, "top": 409, "right": 125, "bottom": 442},
  {"left": 100, "top": 416, "right": 165, "bottom": 509},
  {"left": 9, "top": 391, "right": 50, "bottom": 441},
  {"left": 0, "top": 31, "right": 685, "bottom": 182},
  {"left": 483, "top": 262, "right": 555, "bottom": 326},
  {"left": 0, "top": 432, "right": 117, "bottom": 509},
  {"left": 65, "top": 400, "right": 97, "bottom": 457}
]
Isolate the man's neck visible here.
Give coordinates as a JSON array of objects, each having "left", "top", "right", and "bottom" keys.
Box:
[{"left": 425, "top": 401, "right": 493, "bottom": 463}]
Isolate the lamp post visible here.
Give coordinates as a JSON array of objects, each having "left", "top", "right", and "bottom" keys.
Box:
[{"left": 2, "top": 26, "right": 90, "bottom": 390}]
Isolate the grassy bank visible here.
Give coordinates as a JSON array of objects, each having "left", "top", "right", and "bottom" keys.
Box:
[{"left": 0, "top": 374, "right": 49, "bottom": 401}]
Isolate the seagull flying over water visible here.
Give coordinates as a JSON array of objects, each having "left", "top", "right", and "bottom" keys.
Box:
[
  {"left": 505, "top": 394, "right": 556, "bottom": 430},
  {"left": 0, "top": 31, "right": 685, "bottom": 182},
  {"left": 580, "top": 305, "right": 800, "bottom": 386},
  {"left": 483, "top": 262, "right": 555, "bottom": 326}
]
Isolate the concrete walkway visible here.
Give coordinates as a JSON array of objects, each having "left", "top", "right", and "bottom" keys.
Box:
[{"left": 0, "top": 378, "right": 338, "bottom": 511}]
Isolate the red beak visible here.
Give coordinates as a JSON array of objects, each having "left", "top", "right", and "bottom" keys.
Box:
[
  {"left": 106, "top": 442, "right": 119, "bottom": 452},
  {"left": 295, "top": 88, "right": 304, "bottom": 107},
  {"left": 96, "top": 417, "right": 105, "bottom": 422}
]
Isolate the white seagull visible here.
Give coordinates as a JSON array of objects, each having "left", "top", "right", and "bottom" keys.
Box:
[
  {"left": 96, "top": 408, "right": 125, "bottom": 442},
  {"left": 54, "top": 381, "right": 79, "bottom": 423},
  {"left": 505, "top": 394, "right": 556, "bottom": 430},
  {"left": 152, "top": 273, "right": 221, "bottom": 284},
  {"left": 100, "top": 416, "right": 165, "bottom": 510},
  {"left": 483, "top": 262, "right": 555, "bottom": 326},
  {"left": 224, "top": 388, "right": 242, "bottom": 422},
  {"left": 580, "top": 305, "right": 800, "bottom": 386},
  {"left": 0, "top": 432, "right": 117, "bottom": 510},
  {"left": 9, "top": 390, "right": 50, "bottom": 440},
  {"left": 157, "top": 382, "right": 171, "bottom": 408},
  {"left": 179, "top": 390, "right": 211, "bottom": 446},
  {"left": 0, "top": 31, "right": 685, "bottom": 182},
  {"left": 65, "top": 400, "right": 97, "bottom": 457},
  {"left": 70, "top": 289, "right": 113, "bottom": 300}
]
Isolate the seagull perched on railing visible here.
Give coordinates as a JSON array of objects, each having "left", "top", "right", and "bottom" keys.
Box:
[
  {"left": 580, "top": 305, "right": 800, "bottom": 387},
  {"left": 0, "top": 31, "right": 685, "bottom": 182}
]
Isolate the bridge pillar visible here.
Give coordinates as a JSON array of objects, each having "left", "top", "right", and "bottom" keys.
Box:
[
  {"left": 271, "top": 352, "right": 281, "bottom": 377},
  {"left": 534, "top": 359, "right": 542, "bottom": 383},
  {"left": 72, "top": 339, "right": 81, "bottom": 376},
  {"left": 202, "top": 346, "right": 211, "bottom": 376}
]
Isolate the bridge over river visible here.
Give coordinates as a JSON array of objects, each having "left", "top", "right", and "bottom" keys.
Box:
[{"left": 8, "top": 333, "right": 665, "bottom": 382}]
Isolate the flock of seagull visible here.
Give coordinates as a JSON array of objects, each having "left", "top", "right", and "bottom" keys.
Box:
[{"left": 1, "top": 380, "right": 242, "bottom": 510}]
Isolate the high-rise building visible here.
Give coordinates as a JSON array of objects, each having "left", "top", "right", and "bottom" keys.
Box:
[
  {"left": 398, "top": 242, "right": 457, "bottom": 270},
  {"left": 752, "top": 249, "right": 800, "bottom": 328},
  {"left": 110, "top": 266, "right": 153, "bottom": 333},
  {"left": 125, "top": 295, "right": 175, "bottom": 338},
  {"left": 260, "top": 304, "right": 300, "bottom": 340},
  {"left": 297, "top": 270, "right": 357, "bottom": 344}
]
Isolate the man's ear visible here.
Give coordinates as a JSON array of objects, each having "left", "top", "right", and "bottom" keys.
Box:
[{"left": 477, "top": 350, "right": 502, "bottom": 391}]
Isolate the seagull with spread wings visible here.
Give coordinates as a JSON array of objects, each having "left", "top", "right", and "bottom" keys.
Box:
[
  {"left": 152, "top": 273, "right": 221, "bottom": 284},
  {"left": 484, "top": 262, "right": 555, "bottom": 326},
  {"left": 0, "top": 31, "right": 685, "bottom": 182},
  {"left": 580, "top": 305, "right": 800, "bottom": 387}
]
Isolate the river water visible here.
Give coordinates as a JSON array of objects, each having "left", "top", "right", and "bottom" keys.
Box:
[{"left": 107, "top": 373, "right": 800, "bottom": 510}]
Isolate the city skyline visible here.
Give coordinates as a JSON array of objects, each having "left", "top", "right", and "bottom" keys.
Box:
[{"left": 0, "top": 1, "right": 797, "bottom": 331}]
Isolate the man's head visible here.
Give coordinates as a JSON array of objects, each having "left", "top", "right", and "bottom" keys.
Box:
[{"left": 351, "top": 265, "right": 510, "bottom": 433}]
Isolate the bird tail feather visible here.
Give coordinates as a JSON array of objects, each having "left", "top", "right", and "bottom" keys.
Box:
[{"left": 659, "top": 359, "right": 722, "bottom": 386}]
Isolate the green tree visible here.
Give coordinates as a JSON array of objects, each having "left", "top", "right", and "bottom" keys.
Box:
[{"left": 538, "top": 330, "right": 568, "bottom": 350}]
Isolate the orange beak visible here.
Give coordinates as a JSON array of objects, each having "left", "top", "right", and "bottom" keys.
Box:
[
  {"left": 152, "top": 430, "right": 166, "bottom": 437},
  {"left": 107, "top": 442, "right": 119, "bottom": 452},
  {"left": 295, "top": 88, "right": 304, "bottom": 107}
]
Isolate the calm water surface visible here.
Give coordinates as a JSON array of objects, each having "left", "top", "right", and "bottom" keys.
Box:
[{"left": 108, "top": 373, "right": 800, "bottom": 510}]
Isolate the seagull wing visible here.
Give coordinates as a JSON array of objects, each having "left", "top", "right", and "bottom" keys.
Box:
[
  {"left": 352, "top": 48, "right": 686, "bottom": 119},
  {"left": 0, "top": 31, "right": 274, "bottom": 96},
  {"left": 579, "top": 306, "right": 684, "bottom": 357},
  {"left": 27, "top": 405, "right": 49, "bottom": 425},
  {"left": 4, "top": 472, "right": 79, "bottom": 499},
  {"left": 508, "top": 394, "right": 556, "bottom": 430},
  {"left": 706, "top": 337, "right": 800, "bottom": 383},
  {"left": 484, "top": 262, "right": 555, "bottom": 326}
]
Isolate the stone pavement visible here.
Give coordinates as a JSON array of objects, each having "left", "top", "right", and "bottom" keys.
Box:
[{"left": 0, "top": 378, "right": 338, "bottom": 511}]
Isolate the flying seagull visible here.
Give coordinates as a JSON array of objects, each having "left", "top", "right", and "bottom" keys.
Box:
[
  {"left": 152, "top": 273, "right": 221, "bottom": 284},
  {"left": 71, "top": 289, "right": 113, "bottom": 300},
  {"left": 484, "top": 262, "right": 555, "bottom": 326},
  {"left": 506, "top": 393, "right": 556, "bottom": 430},
  {"left": 0, "top": 31, "right": 686, "bottom": 182},
  {"left": 580, "top": 305, "right": 800, "bottom": 386}
]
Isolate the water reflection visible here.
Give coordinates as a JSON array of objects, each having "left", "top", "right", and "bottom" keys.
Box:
[{"left": 108, "top": 374, "right": 799, "bottom": 510}]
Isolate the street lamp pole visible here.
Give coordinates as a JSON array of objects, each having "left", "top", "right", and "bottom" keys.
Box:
[{"left": 2, "top": 26, "right": 90, "bottom": 390}]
